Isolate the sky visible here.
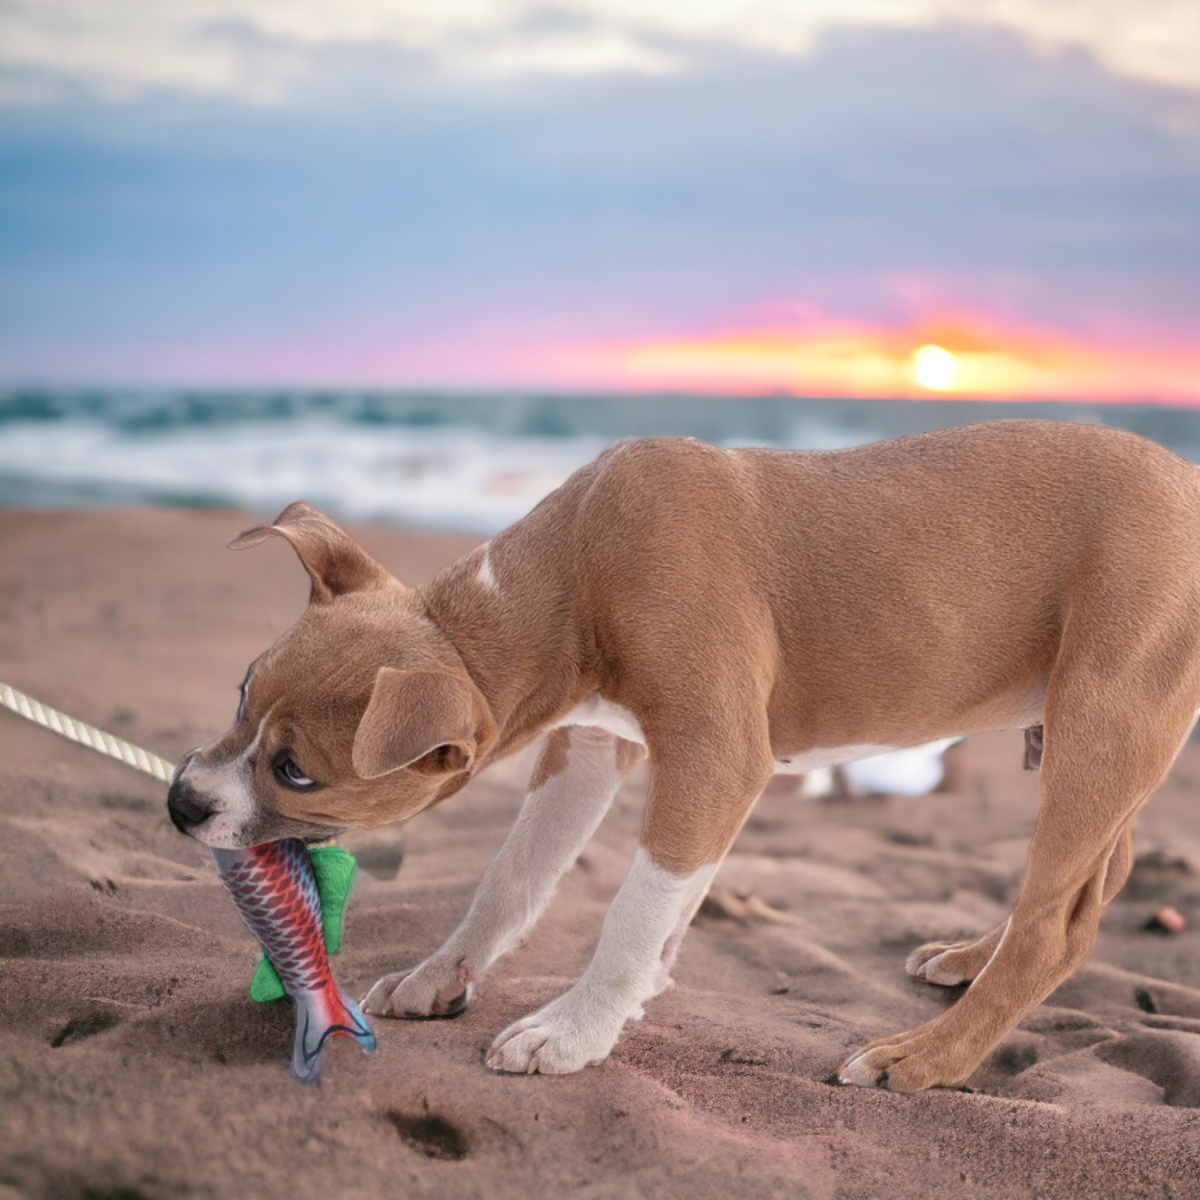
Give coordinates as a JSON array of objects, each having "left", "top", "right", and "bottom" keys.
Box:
[{"left": 1, "top": 1, "right": 1198, "bottom": 400}]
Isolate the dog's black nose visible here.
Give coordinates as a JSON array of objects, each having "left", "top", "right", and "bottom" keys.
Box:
[{"left": 167, "top": 779, "right": 213, "bottom": 832}]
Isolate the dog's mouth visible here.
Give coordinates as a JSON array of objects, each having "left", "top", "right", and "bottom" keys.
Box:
[
  {"left": 302, "top": 829, "right": 346, "bottom": 847},
  {"left": 168, "top": 798, "right": 346, "bottom": 850},
  {"left": 236, "top": 809, "right": 350, "bottom": 849},
  {"left": 184, "top": 822, "right": 348, "bottom": 851}
]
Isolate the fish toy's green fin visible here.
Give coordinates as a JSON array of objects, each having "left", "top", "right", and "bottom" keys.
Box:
[
  {"left": 249, "top": 846, "right": 358, "bottom": 1002},
  {"left": 249, "top": 953, "right": 287, "bottom": 1002},
  {"left": 308, "top": 845, "right": 356, "bottom": 955}
]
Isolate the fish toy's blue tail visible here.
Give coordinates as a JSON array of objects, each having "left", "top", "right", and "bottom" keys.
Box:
[{"left": 291, "top": 984, "right": 377, "bottom": 1081}]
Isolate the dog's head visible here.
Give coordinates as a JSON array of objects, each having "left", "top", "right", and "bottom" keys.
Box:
[{"left": 167, "top": 502, "right": 496, "bottom": 848}]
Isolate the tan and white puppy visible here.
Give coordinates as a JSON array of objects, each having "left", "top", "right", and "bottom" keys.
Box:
[{"left": 168, "top": 420, "right": 1200, "bottom": 1092}]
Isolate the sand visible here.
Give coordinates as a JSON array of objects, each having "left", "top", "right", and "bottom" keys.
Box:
[{"left": 2, "top": 507, "right": 1199, "bottom": 1200}]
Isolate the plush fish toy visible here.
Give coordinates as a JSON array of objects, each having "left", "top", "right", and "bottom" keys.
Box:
[{"left": 210, "top": 840, "right": 376, "bottom": 1080}]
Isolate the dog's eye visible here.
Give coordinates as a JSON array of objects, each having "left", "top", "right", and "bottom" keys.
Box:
[{"left": 274, "top": 753, "right": 318, "bottom": 791}]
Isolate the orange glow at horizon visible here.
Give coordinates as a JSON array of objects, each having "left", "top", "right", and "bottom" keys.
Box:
[{"left": 563, "top": 317, "right": 1200, "bottom": 404}]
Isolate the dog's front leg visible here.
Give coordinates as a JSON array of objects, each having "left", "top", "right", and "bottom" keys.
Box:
[
  {"left": 487, "top": 736, "right": 773, "bottom": 1075},
  {"left": 364, "top": 728, "right": 643, "bottom": 1019}
]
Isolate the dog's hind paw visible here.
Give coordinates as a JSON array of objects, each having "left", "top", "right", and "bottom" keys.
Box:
[{"left": 362, "top": 958, "right": 472, "bottom": 1019}]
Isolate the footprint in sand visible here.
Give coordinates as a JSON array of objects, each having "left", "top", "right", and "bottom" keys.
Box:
[{"left": 1094, "top": 1031, "right": 1200, "bottom": 1108}]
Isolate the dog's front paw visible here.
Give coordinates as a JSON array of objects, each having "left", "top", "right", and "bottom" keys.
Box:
[
  {"left": 837, "top": 1029, "right": 974, "bottom": 1092},
  {"left": 485, "top": 996, "right": 623, "bottom": 1075},
  {"left": 363, "top": 957, "right": 472, "bottom": 1019}
]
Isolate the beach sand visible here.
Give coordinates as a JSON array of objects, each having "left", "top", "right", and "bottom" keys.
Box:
[{"left": 2, "top": 508, "right": 1199, "bottom": 1200}]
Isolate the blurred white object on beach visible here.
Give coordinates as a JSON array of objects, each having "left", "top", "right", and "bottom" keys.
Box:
[{"left": 800, "top": 738, "right": 963, "bottom": 799}]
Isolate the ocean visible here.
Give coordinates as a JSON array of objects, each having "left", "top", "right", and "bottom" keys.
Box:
[{"left": 3, "top": 390, "right": 1200, "bottom": 536}]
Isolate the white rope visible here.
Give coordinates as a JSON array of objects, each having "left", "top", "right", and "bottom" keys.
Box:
[{"left": 0, "top": 681, "right": 176, "bottom": 783}]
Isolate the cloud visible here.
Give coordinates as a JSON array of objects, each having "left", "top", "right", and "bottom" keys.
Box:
[
  {"left": 0, "top": 23, "right": 1195, "bottom": 387},
  {"left": 1, "top": 0, "right": 1198, "bottom": 107}
]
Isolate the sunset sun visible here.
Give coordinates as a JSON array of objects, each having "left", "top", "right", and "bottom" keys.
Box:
[{"left": 910, "top": 344, "right": 959, "bottom": 391}]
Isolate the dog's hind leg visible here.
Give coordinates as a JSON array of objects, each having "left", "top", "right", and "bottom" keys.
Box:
[
  {"left": 364, "top": 728, "right": 644, "bottom": 1019},
  {"left": 841, "top": 659, "right": 1199, "bottom": 1092},
  {"left": 906, "top": 820, "right": 1135, "bottom": 987}
]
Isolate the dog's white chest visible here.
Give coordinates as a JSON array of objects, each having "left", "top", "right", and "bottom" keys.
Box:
[
  {"left": 555, "top": 705, "right": 909, "bottom": 772},
  {"left": 555, "top": 696, "right": 647, "bottom": 744}
]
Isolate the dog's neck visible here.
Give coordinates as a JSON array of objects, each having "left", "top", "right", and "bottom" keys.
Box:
[{"left": 419, "top": 511, "right": 592, "bottom": 763}]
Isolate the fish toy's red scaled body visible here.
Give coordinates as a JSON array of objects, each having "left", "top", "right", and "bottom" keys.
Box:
[{"left": 210, "top": 839, "right": 376, "bottom": 1080}]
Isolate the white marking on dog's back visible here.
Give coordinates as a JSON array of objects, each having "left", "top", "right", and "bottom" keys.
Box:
[
  {"left": 556, "top": 695, "right": 646, "bottom": 745},
  {"left": 476, "top": 543, "right": 498, "bottom": 590}
]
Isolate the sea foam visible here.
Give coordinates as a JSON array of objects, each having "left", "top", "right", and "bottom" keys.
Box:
[{"left": 3, "top": 391, "right": 1199, "bottom": 535}]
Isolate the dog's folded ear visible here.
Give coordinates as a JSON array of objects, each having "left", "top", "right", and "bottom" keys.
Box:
[
  {"left": 353, "top": 666, "right": 494, "bottom": 780},
  {"left": 228, "top": 501, "right": 392, "bottom": 603}
]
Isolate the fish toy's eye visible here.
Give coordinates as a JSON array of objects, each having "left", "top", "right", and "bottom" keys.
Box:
[{"left": 274, "top": 752, "right": 318, "bottom": 791}]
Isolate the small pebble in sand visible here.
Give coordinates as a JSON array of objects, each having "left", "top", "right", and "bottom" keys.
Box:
[{"left": 1144, "top": 906, "right": 1187, "bottom": 933}]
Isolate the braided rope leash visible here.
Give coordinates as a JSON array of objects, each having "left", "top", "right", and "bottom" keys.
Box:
[{"left": 0, "top": 681, "right": 176, "bottom": 784}]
